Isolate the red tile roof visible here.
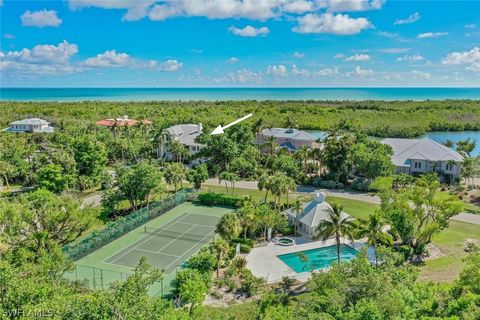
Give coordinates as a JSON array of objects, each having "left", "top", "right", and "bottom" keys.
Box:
[{"left": 96, "top": 119, "right": 153, "bottom": 127}]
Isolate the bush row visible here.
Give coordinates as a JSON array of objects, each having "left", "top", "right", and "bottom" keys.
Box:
[
  {"left": 63, "top": 190, "right": 194, "bottom": 260},
  {"left": 312, "top": 178, "right": 345, "bottom": 189},
  {"left": 197, "top": 192, "right": 243, "bottom": 208}
]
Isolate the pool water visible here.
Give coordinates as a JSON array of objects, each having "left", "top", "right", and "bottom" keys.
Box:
[{"left": 277, "top": 244, "right": 358, "bottom": 273}]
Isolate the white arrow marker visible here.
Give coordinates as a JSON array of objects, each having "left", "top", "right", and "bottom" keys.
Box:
[{"left": 211, "top": 113, "right": 253, "bottom": 135}]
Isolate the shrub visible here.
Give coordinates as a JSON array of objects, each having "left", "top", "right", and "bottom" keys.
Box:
[
  {"left": 197, "top": 192, "right": 243, "bottom": 207},
  {"left": 239, "top": 270, "right": 264, "bottom": 297},
  {"left": 231, "top": 238, "right": 254, "bottom": 247},
  {"left": 239, "top": 244, "right": 252, "bottom": 253},
  {"left": 351, "top": 178, "right": 371, "bottom": 191},
  {"left": 62, "top": 190, "right": 192, "bottom": 260},
  {"left": 312, "top": 178, "right": 344, "bottom": 189}
]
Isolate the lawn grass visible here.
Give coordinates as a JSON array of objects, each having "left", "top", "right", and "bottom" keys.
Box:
[
  {"left": 326, "top": 196, "right": 379, "bottom": 220},
  {"left": 420, "top": 221, "right": 480, "bottom": 282}
]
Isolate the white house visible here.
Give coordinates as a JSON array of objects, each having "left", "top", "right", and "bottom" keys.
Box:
[
  {"left": 284, "top": 192, "right": 351, "bottom": 240},
  {"left": 162, "top": 123, "right": 205, "bottom": 161},
  {"left": 381, "top": 137, "right": 464, "bottom": 181},
  {"left": 256, "top": 128, "right": 319, "bottom": 152},
  {"left": 3, "top": 118, "right": 54, "bottom": 133}
]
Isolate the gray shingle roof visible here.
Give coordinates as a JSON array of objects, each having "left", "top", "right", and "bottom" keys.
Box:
[
  {"left": 381, "top": 137, "right": 464, "bottom": 166},
  {"left": 11, "top": 118, "right": 49, "bottom": 126},
  {"left": 285, "top": 192, "right": 350, "bottom": 229},
  {"left": 262, "top": 128, "right": 315, "bottom": 141},
  {"left": 167, "top": 124, "right": 203, "bottom": 146}
]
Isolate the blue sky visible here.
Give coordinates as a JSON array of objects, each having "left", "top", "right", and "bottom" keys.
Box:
[{"left": 1, "top": 0, "right": 479, "bottom": 87}]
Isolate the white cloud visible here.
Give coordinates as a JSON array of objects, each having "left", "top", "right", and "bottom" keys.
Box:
[
  {"left": 327, "top": 0, "right": 384, "bottom": 12},
  {"left": 229, "top": 25, "right": 270, "bottom": 37},
  {"left": 417, "top": 32, "right": 448, "bottom": 39},
  {"left": 346, "top": 66, "right": 374, "bottom": 77},
  {"left": 380, "top": 48, "right": 411, "bottom": 54},
  {"left": 1, "top": 41, "right": 80, "bottom": 75},
  {"left": 267, "top": 64, "right": 288, "bottom": 76},
  {"left": 466, "top": 31, "right": 480, "bottom": 37},
  {"left": 84, "top": 50, "right": 131, "bottom": 68},
  {"left": 412, "top": 70, "right": 431, "bottom": 80},
  {"left": 3, "top": 33, "right": 16, "bottom": 39},
  {"left": 442, "top": 47, "right": 480, "bottom": 72},
  {"left": 345, "top": 53, "right": 371, "bottom": 61},
  {"left": 282, "top": 0, "right": 314, "bottom": 14},
  {"left": 228, "top": 57, "right": 239, "bottom": 64},
  {"left": 292, "top": 64, "right": 310, "bottom": 77},
  {"left": 442, "top": 47, "right": 480, "bottom": 65},
  {"left": 467, "top": 63, "right": 480, "bottom": 72},
  {"left": 465, "top": 23, "right": 477, "bottom": 29},
  {"left": 334, "top": 53, "right": 345, "bottom": 59},
  {"left": 229, "top": 68, "right": 262, "bottom": 83},
  {"left": 292, "top": 51, "right": 305, "bottom": 58},
  {"left": 315, "top": 67, "right": 339, "bottom": 76},
  {"left": 21, "top": 9, "right": 62, "bottom": 28},
  {"left": 160, "top": 59, "right": 183, "bottom": 72},
  {"left": 394, "top": 12, "right": 420, "bottom": 25},
  {"left": 396, "top": 54, "right": 424, "bottom": 62},
  {"left": 293, "top": 13, "right": 371, "bottom": 35}
]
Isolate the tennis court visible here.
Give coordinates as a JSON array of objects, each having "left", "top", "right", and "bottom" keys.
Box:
[
  {"left": 104, "top": 212, "right": 218, "bottom": 273},
  {"left": 65, "top": 202, "right": 234, "bottom": 294}
]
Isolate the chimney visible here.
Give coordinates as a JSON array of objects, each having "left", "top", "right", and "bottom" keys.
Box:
[
  {"left": 197, "top": 123, "right": 203, "bottom": 133},
  {"left": 314, "top": 192, "right": 326, "bottom": 203}
]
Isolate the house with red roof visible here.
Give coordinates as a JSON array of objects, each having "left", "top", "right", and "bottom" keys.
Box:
[{"left": 96, "top": 115, "right": 153, "bottom": 127}]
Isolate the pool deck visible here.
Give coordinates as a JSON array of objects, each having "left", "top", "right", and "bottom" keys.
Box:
[{"left": 246, "top": 237, "right": 363, "bottom": 283}]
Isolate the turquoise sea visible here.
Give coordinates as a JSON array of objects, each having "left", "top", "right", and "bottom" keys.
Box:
[{"left": 1, "top": 87, "right": 479, "bottom": 101}]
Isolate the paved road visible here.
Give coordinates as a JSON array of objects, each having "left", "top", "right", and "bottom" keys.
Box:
[
  {"left": 204, "top": 178, "right": 480, "bottom": 225},
  {"left": 81, "top": 194, "right": 102, "bottom": 208}
]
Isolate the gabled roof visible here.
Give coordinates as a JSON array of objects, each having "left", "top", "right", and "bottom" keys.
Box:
[
  {"left": 11, "top": 118, "right": 49, "bottom": 126},
  {"left": 167, "top": 124, "right": 203, "bottom": 146},
  {"left": 285, "top": 192, "right": 350, "bottom": 229},
  {"left": 262, "top": 128, "right": 315, "bottom": 141},
  {"left": 96, "top": 117, "right": 152, "bottom": 127},
  {"left": 279, "top": 141, "right": 297, "bottom": 151},
  {"left": 381, "top": 137, "right": 464, "bottom": 166}
]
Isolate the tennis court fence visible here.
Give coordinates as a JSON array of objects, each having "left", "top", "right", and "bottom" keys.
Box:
[
  {"left": 64, "top": 263, "right": 185, "bottom": 297},
  {"left": 62, "top": 189, "right": 197, "bottom": 261}
]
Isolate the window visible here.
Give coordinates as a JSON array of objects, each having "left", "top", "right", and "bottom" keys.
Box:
[
  {"left": 414, "top": 162, "right": 422, "bottom": 169},
  {"left": 446, "top": 163, "right": 454, "bottom": 171}
]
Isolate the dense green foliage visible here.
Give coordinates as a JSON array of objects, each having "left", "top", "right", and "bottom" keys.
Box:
[{"left": 2, "top": 100, "right": 480, "bottom": 138}]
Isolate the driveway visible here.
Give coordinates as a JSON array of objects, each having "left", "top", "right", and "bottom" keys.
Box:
[{"left": 204, "top": 179, "right": 480, "bottom": 225}]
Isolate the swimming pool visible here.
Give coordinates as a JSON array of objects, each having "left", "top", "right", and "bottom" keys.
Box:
[{"left": 277, "top": 244, "right": 358, "bottom": 273}]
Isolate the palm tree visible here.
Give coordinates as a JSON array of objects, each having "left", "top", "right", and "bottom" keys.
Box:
[
  {"left": 258, "top": 174, "right": 272, "bottom": 203},
  {"left": 357, "top": 212, "right": 393, "bottom": 267},
  {"left": 216, "top": 213, "right": 241, "bottom": 241},
  {"left": 253, "top": 118, "right": 265, "bottom": 152},
  {"left": 315, "top": 203, "right": 355, "bottom": 264},
  {"left": 291, "top": 200, "right": 303, "bottom": 235},
  {"left": 219, "top": 171, "right": 239, "bottom": 195},
  {"left": 211, "top": 238, "right": 230, "bottom": 278},
  {"left": 263, "top": 135, "right": 278, "bottom": 156},
  {"left": 295, "top": 145, "right": 311, "bottom": 175},
  {"left": 237, "top": 199, "right": 256, "bottom": 239},
  {"left": 284, "top": 176, "right": 296, "bottom": 207}
]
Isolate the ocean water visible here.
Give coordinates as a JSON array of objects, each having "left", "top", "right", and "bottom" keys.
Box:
[{"left": 1, "top": 87, "right": 479, "bottom": 101}]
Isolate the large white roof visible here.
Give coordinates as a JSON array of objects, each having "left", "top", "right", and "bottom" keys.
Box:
[
  {"left": 11, "top": 118, "right": 49, "bottom": 126},
  {"left": 381, "top": 137, "right": 464, "bottom": 166},
  {"left": 285, "top": 192, "right": 350, "bottom": 229}
]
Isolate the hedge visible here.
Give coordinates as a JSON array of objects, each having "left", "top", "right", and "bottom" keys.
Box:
[
  {"left": 197, "top": 192, "right": 243, "bottom": 208},
  {"left": 63, "top": 190, "right": 195, "bottom": 260}
]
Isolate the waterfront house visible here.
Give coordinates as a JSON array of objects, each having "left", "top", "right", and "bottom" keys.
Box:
[
  {"left": 256, "top": 128, "right": 319, "bottom": 152},
  {"left": 96, "top": 115, "right": 153, "bottom": 127},
  {"left": 381, "top": 137, "right": 464, "bottom": 181},
  {"left": 3, "top": 118, "right": 54, "bottom": 133},
  {"left": 161, "top": 123, "right": 205, "bottom": 161},
  {"left": 285, "top": 192, "right": 351, "bottom": 240}
]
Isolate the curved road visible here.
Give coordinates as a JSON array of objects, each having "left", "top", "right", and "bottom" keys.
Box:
[{"left": 204, "top": 179, "right": 480, "bottom": 225}]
